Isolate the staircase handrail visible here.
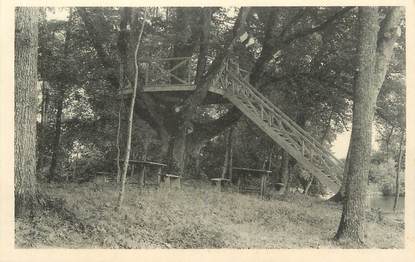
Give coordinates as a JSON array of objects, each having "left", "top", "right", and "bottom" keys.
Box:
[{"left": 225, "top": 69, "right": 343, "bottom": 171}]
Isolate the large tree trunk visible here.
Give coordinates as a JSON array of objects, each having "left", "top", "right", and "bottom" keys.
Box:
[
  {"left": 329, "top": 145, "right": 351, "bottom": 202},
  {"left": 335, "top": 6, "right": 402, "bottom": 245},
  {"left": 195, "top": 8, "right": 213, "bottom": 84},
  {"left": 335, "top": 7, "right": 379, "bottom": 244},
  {"left": 48, "top": 91, "right": 64, "bottom": 182},
  {"left": 15, "top": 7, "right": 39, "bottom": 218},
  {"left": 171, "top": 130, "right": 187, "bottom": 175}
]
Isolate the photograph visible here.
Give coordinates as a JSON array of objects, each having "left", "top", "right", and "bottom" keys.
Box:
[{"left": 3, "top": 2, "right": 413, "bottom": 257}]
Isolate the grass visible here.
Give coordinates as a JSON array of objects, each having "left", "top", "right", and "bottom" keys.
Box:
[{"left": 15, "top": 179, "right": 404, "bottom": 249}]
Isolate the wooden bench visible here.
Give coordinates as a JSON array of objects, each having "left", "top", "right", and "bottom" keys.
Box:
[
  {"left": 210, "top": 178, "right": 231, "bottom": 192},
  {"left": 115, "top": 159, "right": 167, "bottom": 188},
  {"left": 95, "top": 172, "right": 116, "bottom": 183},
  {"left": 233, "top": 167, "right": 272, "bottom": 199},
  {"left": 159, "top": 174, "right": 181, "bottom": 190},
  {"left": 272, "top": 182, "right": 285, "bottom": 191}
]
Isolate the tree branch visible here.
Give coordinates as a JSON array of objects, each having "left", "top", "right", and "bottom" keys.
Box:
[
  {"left": 77, "top": 8, "right": 119, "bottom": 87},
  {"left": 282, "top": 7, "right": 355, "bottom": 44},
  {"left": 279, "top": 8, "right": 307, "bottom": 39},
  {"left": 373, "top": 7, "right": 403, "bottom": 92},
  {"left": 180, "top": 7, "right": 251, "bottom": 122},
  {"left": 190, "top": 106, "right": 242, "bottom": 141},
  {"left": 250, "top": 7, "right": 353, "bottom": 88}
]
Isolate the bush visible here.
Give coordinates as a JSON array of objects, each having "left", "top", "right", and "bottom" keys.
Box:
[{"left": 370, "top": 158, "right": 405, "bottom": 196}]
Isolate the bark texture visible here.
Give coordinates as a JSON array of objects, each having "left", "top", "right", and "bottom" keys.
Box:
[
  {"left": 15, "top": 7, "right": 39, "bottom": 218},
  {"left": 335, "top": 7, "right": 402, "bottom": 245},
  {"left": 335, "top": 7, "right": 379, "bottom": 244}
]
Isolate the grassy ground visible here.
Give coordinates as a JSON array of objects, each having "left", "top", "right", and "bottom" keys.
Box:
[{"left": 15, "top": 179, "right": 404, "bottom": 249}]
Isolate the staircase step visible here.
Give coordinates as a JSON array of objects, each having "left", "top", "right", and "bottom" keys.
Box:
[{"left": 221, "top": 70, "right": 342, "bottom": 193}]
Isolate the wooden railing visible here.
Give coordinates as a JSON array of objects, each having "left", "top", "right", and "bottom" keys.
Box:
[
  {"left": 141, "top": 56, "right": 250, "bottom": 88},
  {"left": 143, "top": 56, "right": 195, "bottom": 87},
  {"left": 218, "top": 63, "right": 342, "bottom": 190}
]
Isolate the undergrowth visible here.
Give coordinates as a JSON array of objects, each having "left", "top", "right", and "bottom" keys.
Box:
[{"left": 15, "top": 180, "right": 404, "bottom": 249}]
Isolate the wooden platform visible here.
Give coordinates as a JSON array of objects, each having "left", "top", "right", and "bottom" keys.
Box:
[{"left": 118, "top": 85, "right": 228, "bottom": 105}]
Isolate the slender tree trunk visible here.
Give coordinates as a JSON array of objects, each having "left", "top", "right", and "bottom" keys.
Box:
[
  {"left": 138, "top": 142, "right": 149, "bottom": 189},
  {"left": 266, "top": 146, "right": 273, "bottom": 170},
  {"left": 115, "top": 103, "right": 122, "bottom": 183},
  {"left": 48, "top": 10, "right": 73, "bottom": 183},
  {"left": 221, "top": 128, "right": 233, "bottom": 179},
  {"left": 280, "top": 151, "right": 290, "bottom": 194},
  {"left": 48, "top": 91, "right": 64, "bottom": 182},
  {"left": 393, "top": 132, "right": 405, "bottom": 212},
  {"left": 229, "top": 133, "right": 234, "bottom": 181},
  {"left": 37, "top": 81, "right": 49, "bottom": 171},
  {"left": 117, "top": 9, "right": 147, "bottom": 209},
  {"left": 304, "top": 177, "right": 313, "bottom": 195},
  {"left": 15, "top": 7, "right": 39, "bottom": 218},
  {"left": 385, "top": 125, "right": 394, "bottom": 159},
  {"left": 40, "top": 81, "right": 49, "bottom": 127}
]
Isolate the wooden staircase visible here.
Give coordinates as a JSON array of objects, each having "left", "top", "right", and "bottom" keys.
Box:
[
  {"left": 210, "top": 62, "right": 343, "bottom": 193},
  {"left": 121, "top": 56, "right": 343, "bottom": 193}
]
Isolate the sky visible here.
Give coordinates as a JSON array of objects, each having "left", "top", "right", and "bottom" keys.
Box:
[
  {"left": 332, "top": 131, "right": 351, "bottom": 159},
  {"left": 46, "top": 8, "right": 69, "bottom": 21},
  {"left": 331, "top": 125, "right": 380, "bottom": 159}
]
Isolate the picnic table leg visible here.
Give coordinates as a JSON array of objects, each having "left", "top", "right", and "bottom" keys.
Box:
[
  {"left": 237, "top": 175, "right": 241, "bottom": 193},
  {"left": 138, "top": 165, "right": 146, "bottom": 189},
  {"left": 130, "top": 165, "right": 135, "bottom": 179},
  {"left": 157, "top": 167, "right": 162, "bottom": 187},
  {"left": 165, "top": 176, "right": 171, "bottom": 190},
  {"left": 172, "top": 177, "right": 181, "bottom": 190},
  {"left": 216, "top": 180, "right": 221, "bottom": 192},
  {"left": 260, "top": 174, "right": 265, "bottom": 199}
]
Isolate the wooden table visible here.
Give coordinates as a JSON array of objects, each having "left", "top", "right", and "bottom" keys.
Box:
[
  {"left": 232, "top": 167, "right": 272, "bottom": 199},
  {"left": 210, "top": 178, "right": 231, "bottom": 192},
  {"left": 115, "top": 159, "right": 167, "bottom": 188},
  {"left": 160, "top": 174, "right": 182, "bottom": 190}
]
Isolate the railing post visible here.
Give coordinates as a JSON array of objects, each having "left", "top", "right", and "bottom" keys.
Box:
[
  {"left": 301, "top": 140, "right": 305, "bottom": 156},
  {"left": 310, "top": 149, "right": 314, "bottom": 163}
]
